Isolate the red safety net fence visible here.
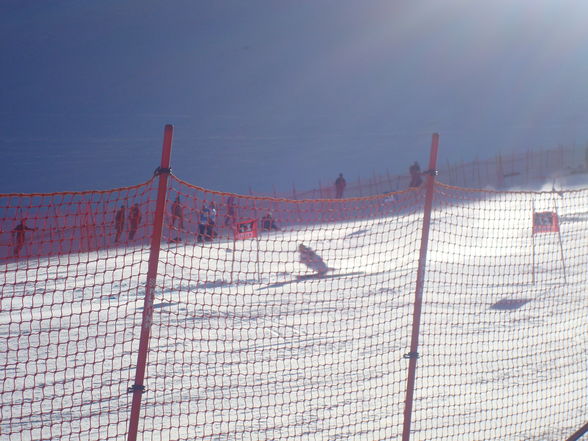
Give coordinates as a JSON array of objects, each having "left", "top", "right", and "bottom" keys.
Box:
[
  {"left": 1, "top": 155, "right": 587, "bottom": 439},
  {"left": 413, "top": 183, "right": 587, "bottom": 439},
  {"left": 0, "top": 179, "right": 158, "bottom": 440}
]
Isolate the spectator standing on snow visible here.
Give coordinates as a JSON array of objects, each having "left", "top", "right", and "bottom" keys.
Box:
[
  {"left": 171, "top": 195, "right": 184, "bottom": 241},
  {"left": 261, "top": 212, "right": 279, "bottom": 231},
  {"left": 409, "top": 161, "right": 423, "bottom": 188},
  {"left": 198, "top": 202, "right": 210, "bottom": 242},
  {"left": 115, "top": 205, "right": 125, "bottom": 243},
  {"left": 224, "top": 196, "right": 236, "bottom": 226},
  {"left": 207, "top": 202, "right": 217, "bottom": 240},
  {"left": 12, "top": 218, "right": 35, "bottom": 257},
  {"left": 128, "top": 203, "right": 141, "bottom": 240},
  {"left": 335, "top": 173, "right": 346, "bottom": 199}
]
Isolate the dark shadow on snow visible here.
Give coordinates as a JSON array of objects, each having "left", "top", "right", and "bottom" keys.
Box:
[
  {"left": 138, "top": 302, "right": 179, "bottom": 310},
  {"left": 490, "top": 298, "right": 531, "bottom": 310},
  {"left": 259, "top": 271, "right": 365, "bottom": 290},
  {"left": 344, "top": 229, "right": 370, "bottom": 239}
]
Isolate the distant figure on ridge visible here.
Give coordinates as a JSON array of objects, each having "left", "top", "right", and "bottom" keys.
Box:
[
  {"left": 335, "top": 173, "right": 346, "bottom": 199},
  {"left": 128, "top": 203, "right": 141, "bottom": 240},
  {"left": 114, "top": 205, "right": 125, "bottom": 243},
  {"left": 298, "top": 244, "right": 329, "bottom": 276},
  {"left": 12, "top": 218, "right": 35, "bottom": 257},
  {"left": 409, "top": 161, "right": 423, "bottom": 188}
]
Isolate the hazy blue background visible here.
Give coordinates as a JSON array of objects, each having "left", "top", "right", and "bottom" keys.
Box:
[{"left": 2, "top": 0, "right": 588, "bottom": 194}]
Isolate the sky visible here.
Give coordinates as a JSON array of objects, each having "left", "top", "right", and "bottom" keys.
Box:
[{"left": 2, "top": 0, "right": 588, "bottom": 195}]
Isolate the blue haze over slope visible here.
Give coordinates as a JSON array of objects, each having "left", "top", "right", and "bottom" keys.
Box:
[{"left": 1, "top": 0, "right": 588, "bottom": 194}]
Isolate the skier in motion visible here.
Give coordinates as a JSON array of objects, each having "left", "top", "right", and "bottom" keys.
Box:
[{"left": 298, "top": 244, "right": 329, "bottom": 276}]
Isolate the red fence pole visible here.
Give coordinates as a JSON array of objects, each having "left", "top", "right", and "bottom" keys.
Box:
[
  {"left": 566, "top": 421, "right": 588, "bottom": 441},
  {"left": 127, "top": 124, "right": 174, "bottom": 441},
  {"left": 401, "top": 133, "right": 439, "bottom": 441}
]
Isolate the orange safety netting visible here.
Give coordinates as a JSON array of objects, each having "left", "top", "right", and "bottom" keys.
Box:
[
  {"left": 1, "top": 179, "right": 157, "bottom": 440},
  {"left": 0, "top": 174, "right": 586, "bottom": 440}
]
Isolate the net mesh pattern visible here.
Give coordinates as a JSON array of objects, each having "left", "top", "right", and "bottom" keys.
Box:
[
  {"left": 1, "top": 180, "right": 156, "bottom": 440},
  {"left": 0, "top": 175, "right": 586, "bottom": 440},
  {"left": 411, "top": 183, "right": 587, "bottom": 440}
]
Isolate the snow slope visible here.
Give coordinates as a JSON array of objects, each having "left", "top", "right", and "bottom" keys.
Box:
[{"left": 1, "top": 185, "right": 587, "bottom": 440}]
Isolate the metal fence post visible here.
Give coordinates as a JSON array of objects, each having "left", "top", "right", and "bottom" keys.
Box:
[
  {"left": 401, "top": 133, "right": 439, "bottom": 441},
  {"left": 127, "top": 124, "right": 174, "bottom": 441}
]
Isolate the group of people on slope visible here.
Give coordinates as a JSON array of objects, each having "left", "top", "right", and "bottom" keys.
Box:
[
  {"left": 114, "top": 203, "right": 142, "bottom": 243},
  {"left": 169, "top": 194, "right": 281, "bottom": 242},
  {"left": 7, "top": 212, "right": 327, "bottom": 277},
  {"left": 7, "top": 202, "right": 144, "bottom": 258},
  {"left": 170, "top": 195, "right": 217, "bottom": 243}
]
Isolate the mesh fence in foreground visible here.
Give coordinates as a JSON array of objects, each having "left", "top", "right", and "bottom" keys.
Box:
[{"left": 0, "top": 131, "right": 586, "bottom": 440}]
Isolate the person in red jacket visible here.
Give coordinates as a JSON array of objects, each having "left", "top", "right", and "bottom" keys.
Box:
[
  {"left": 12, "top": 218, "right": 35, "bottom": 257},
  {"left": 128, "top": 204, "right": 141, "bottom": 240},
  {"left": 170, "top": 195, "right": 184, "bottom": 241},
  {"left": 114, "top": 205, "right": 125, "bottom": 243}
]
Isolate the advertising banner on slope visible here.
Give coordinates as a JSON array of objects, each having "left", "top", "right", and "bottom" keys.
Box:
[
  {"left": 234, "top": 219, "right": 258, "bottom": 240},
  {"left": 532, "top": 211, "right": 559, "bottom": 234}
]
